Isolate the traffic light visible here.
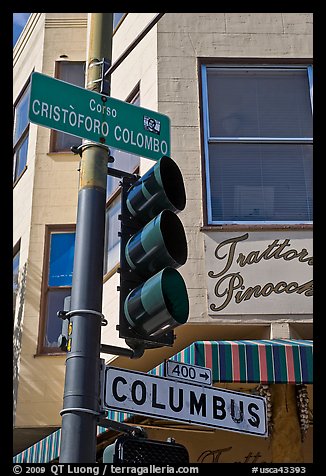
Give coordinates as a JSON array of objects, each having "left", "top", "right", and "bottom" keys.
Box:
[
  {"left": 118, "top": 155, "right": 189, "bottom": 348},
  {"left": 103, "top": 436, "right": 189, "bottom": 464}
]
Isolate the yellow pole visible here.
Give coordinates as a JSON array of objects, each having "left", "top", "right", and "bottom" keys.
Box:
[{"left": 270, "top": 384, "right": 303, "bottom": 463}]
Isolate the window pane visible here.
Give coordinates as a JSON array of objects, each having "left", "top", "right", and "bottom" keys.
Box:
[
  {"left": 14, "top": 135, "right": 29, "bottom": 180},
  {"left": 107, "top": 93, "right": 140, "bottom": 198},
  {"left": 104, "top": 197, "right": 121, "bottom": 274},
  {"left": 114, "top": 13, "right": 125, "bottom": 29},
  {"left": 54, "top": 130, "right": 82, "bottom": 151},
  {"left": 208, "top": 143, "right": 313, "bottom": 222},
  {"left": 53, "top": 62, "right": 85, "bottom": 151},
  {"left": 59, "top": 62, "right": 85, "bottom": 87},
  {"left": 48, "top": 233, "right": 75, "bottom": 286},
  {"left": 107, "top": 148, "right": 139, "bottom": 198},
  {"left": 13, "top": 83, "right": 31, "bottom": 144},
  {"left": 207, "top": 68, "right": 313, "bottom": 138},
  {"left": 45, "top": 288, "right": 71, "bottom": 348}
]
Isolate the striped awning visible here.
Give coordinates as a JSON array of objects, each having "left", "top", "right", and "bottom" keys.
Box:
[
  {"left": 13, "top": 428, "right": 61, "bottom": 464},
  {"left": 13, "top": 416, "right": 127, "bottom": 464},
  {"left": 163, "top": 339, "right": 313, "bottom": 384},
  {"left": 13, "top": 339, "right": 312, "bottom": 463}
]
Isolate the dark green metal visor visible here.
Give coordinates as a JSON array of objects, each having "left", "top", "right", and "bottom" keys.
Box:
[
  {"left": 124, "top": 267, "right": 189, "bottom": 337},
  {"left": 126, "top": 156, "right": 186, "bottom": 225}
]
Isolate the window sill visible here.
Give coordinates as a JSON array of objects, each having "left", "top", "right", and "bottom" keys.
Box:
[
  {"left": 47, "top": 151, "right": 80, "bottom": 158},
  {"left": 34, "top": 351, "right": 66, "bottom": 357},
  {"left": 103, "top": 263, "right": 119, "bottom": 283},
  {"left": 201, "top": 223, "right": 313, "bottom": 232}
]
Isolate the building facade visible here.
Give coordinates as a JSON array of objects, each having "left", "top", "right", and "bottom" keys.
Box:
[{"left": 13, "top": 13, "right": 313, "bottom": 463}]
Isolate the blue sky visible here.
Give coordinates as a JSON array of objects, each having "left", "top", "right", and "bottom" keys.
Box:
[{"left": 13, "top": 13, "right": 31, "bottom": 45}]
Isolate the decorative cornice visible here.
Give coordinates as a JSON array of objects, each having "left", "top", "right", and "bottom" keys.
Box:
[
  {"left": 13, "top": 14, "right": 88, "bottom": 68},
  {"left": 45, "top": 17, "right": 87, "bottom": 29},
  {"left": 13, "top": 13, "right": 44, "bottom": 66}
]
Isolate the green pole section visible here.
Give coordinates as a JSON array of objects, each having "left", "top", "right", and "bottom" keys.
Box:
[{"left": 59, "top": 13, "right": 112, "bottom": 463}]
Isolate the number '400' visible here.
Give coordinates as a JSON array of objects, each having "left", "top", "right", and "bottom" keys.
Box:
[{"left": 172, "top": 364, "right": 196, "bottom": 379}]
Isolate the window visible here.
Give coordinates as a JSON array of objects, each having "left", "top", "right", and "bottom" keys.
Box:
[
  {"left": 106, "top": 92, "right": 140, "bottom": 199},
  {"left": 39, "top": 227, "right": 75, "bottom": 353},
  {"left": 202, "top": 65, "right": 313, "bottom": 224},
  {"left": 51, "top": 62, "right": 85, "bottom": 152},
  {"left": 113, "top": 13, "right": 125, "bottom": 30},
  {"left": 104, "top": 89, "right": 140, "bottom": 276},
  {"left": 13, "top": 81, "right": 30, "bottom": 182},
  {"left": 13, "top": 245, "right": 20, "bottom": 318},
  {"left": 103, "top": 195, "right": 121, "bottom": 274}
]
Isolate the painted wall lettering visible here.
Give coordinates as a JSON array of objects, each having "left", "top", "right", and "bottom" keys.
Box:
[
  {"left": 205, "top": 232, "right": 313, "bottom": 315},
  {"left": 197, "top": 446, "right": 271, "bottom": 463}
]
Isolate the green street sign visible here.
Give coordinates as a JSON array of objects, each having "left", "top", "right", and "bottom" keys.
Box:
[{"left": 28, "top": 72, "right": 170, "bottom": 161}]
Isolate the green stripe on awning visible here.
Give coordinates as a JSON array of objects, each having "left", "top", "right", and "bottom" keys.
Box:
[
  {"left": 14, "top": 339, "right": 312, "bottom": 463},
  {"left": 155, "top": 340, "right": 312, "bottom": 385}
]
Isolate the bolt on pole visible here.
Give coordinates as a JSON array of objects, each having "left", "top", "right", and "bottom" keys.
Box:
[{"left": 59, "top": 13, "right": 113, "bottom": 463}]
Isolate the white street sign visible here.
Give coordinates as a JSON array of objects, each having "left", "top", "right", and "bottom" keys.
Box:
[
  {"left": 102, "top": 367, "right": 267, "bottom": 437},
  {"left": 165, "top": 360, "right": 212, "bottom": 386}
]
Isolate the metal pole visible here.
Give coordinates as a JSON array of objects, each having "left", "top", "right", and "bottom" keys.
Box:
[{"left": 59, "top": 13, "right": 113, "bottom": 463}]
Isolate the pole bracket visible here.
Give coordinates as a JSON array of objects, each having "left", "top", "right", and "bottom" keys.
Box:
[
  {"left": 60, "top": 407, "right": 101, "bottom": 417},
  {"left": 70, "top": 142, "right": 110, "bottom": 157},
  {"left": 58, "top": 309, "right": 108, "bottom": 326},
  {"left": 100, "top": 343, "right": 144, "bottom": 359},
  {"left": 97, "top": 415, "right": 147, "bottom": 438},
  {"left": 86, "top": 57, "right": 111, "bottom": 95}
]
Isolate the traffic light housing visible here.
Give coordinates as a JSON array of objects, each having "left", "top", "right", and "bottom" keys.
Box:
[
  {"left": 118, "top": 156, "right": 189, "bottom": 349},
  {"left": 103, "top": 436, "right": 189, "bottom": 464}
]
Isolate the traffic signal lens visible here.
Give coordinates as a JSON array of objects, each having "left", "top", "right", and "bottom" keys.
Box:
[
  {"left": 124, "top": 267, "right": 189, "bottom": 337},
  {"left": 125, "top": 209, "right": 187, "bottom": 278},
  {"left": 159, "top": 155, "right": 186, "bottom": 211},
  {"left": 126, "top": 156, "right": 186, "bottom": 224},
  {"left": 162, "top": 267, "right": 189, "bottom": 323}
]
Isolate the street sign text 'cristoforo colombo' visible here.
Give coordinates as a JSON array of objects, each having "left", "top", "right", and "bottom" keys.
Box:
[{"left": 28, "top": 72, "right": 170, "bottom": 161}]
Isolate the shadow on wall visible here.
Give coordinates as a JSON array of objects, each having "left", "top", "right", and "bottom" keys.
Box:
[{"left": 13, "top": 262, "right": 27, "bottom": 423}]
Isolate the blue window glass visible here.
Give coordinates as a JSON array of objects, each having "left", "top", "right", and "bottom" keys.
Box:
[
  {"left": 13, "top": 82, "right": 31, "bottom": 182},
  {"left": 42, "top": 231, "right": 75, "bottom": 351},
  {"left": 13, "top": 83, "right": 30, "bottom": 144},
  {"left": 113, "top": 13, "right": 125, "bottom": 29},
  {"left": 49, "top": 233, "right": 75, "bottom": 286}
]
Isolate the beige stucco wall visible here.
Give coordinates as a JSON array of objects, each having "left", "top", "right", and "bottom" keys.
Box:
[
  {"left": 13, "top": 13, "right": 313, "bottom": 433},
  {"left": 156, "top": 12, "right": 313, "bottom": 329},
  {"left": 14, "top": 13, "right": 46, "bottom": 426},
  {"left": 13, "top": 13, "right": 88, "bottom": 428},
  {"left": 13, "top": 12, "right": 161, "bottom": 428},
  {"left": 144, "top": 424, "right": 313, "bottom": 463}
]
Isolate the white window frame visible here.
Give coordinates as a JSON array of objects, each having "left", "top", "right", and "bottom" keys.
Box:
[{"left": 201, "top": 64, "right": 313, "bottom": 225}]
